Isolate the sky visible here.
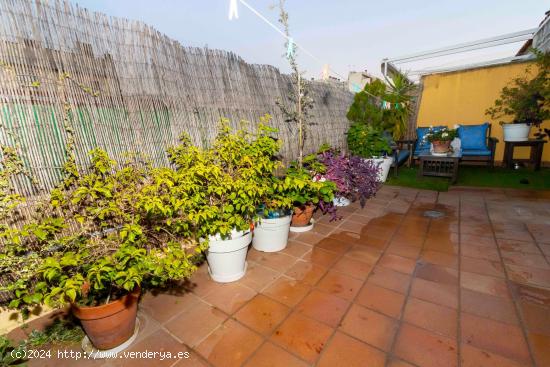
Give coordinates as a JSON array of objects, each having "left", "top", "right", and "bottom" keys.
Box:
[{"left": 74, "top": 0, "right": 549, "bottom": 80}]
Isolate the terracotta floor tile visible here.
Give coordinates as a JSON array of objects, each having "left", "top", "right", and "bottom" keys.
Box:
[
  {"left": 460, "top": 344, "right": 529, "bottom": 367},
  {"left": 165, "top": 300, "right": 227, "bottom": 347},
  {"left": 505, "top": 264, "right": 550, "bottom": 288},
  {"left": 461, "top": 312, "right": 531, "bottom": 364},
  {"left": 410, "top": 278, "right": 458, "bottom": 309},
  {"left": 347, "top": 213, "right": 375, "bottom": 225},
  {"left": 296, "top": 289, "right": 350, "bottom": 327},
  {"left": 295, "top": 231, "right": 326, "bottom": 245},
  {"left": 339, "top": 303, "right": 398, "bottom": 351},
  {"left": 461, "top": 288, "right": 518, "bottom": 325},
  {"left": 196, "top": 319, "right": 263, "bottom": 367},
  {"left": 262, "top": 276, "right": 311, "bottom": 307},
  {"left": 386, "top": 243, "right": 421, "bottom": 259},
  {"left": 188, "top": 269, "right": 226, "bottom": 297},
  {"left": 528, "top": 332, "right": 550, "bottom": 367},
  {"left": 314, "top": 236, "right": 353, "bottom": 254},
  {"left": 498, "top": 239, "right": 541, "bottom": 254},
  {"left": 202, "top": 282, "right": 257, "bottom": 314},
  {"left": 460, "top": 223, "right": 492, "bottom": 237},
  {"left": 415, "top": 262, "right": 458, "bottom": 285},
  {"left": 317, "top": 331, "right": 386, "bottom": 367},
  {"left": 109, "top": 329, "right": 188, "bottom": 367},
  {"left": 423, "top": 234, "right": 459, "bottom": 254},
  {"left": 317, "top": 270, "right": 363, "bottom": 301},
  {"left": 420, "top": 250, "right": 458, "bottom": 269},
  {"left": 378, "top": 253, "right": 417, "bottom": 275},
  {"left": 501, "top": 249, "right": 550, "bottom": 269},
  {"left": 333, "top": 256, "right": 373, "bottom": 280},
  {"left": 387, "top": 358, "right": 417, "bottom": 367},
  {"left": 495, "top": 230, "right": 533, "bottom": 242},
  {"left": 140, "top": 291, "right": 201, "bottom": 324},
  {"left": 403, "top": 297, "right": 457, "bottom": 338},
  {"left": 310, "top": 222, "right": 338, "bottom": 236},
  {"left": 462, "top": 244, "right": 500, "bottom": 261},
  {"left": 172, "top": 352, "right": 210, "bottom": 367},
  {"left": 355, "top": 282, "right": 405, "bottom": 318},
  {"left": 271, "top": 312, "right": 334, "bottom": 363},
  {"left": 460, "top": 256, "right": 505, "bottom": 278},
  {"left": 355, "top": 233, "right": 389, "bottom": 249},
  {"left": 281, "top": 240, "right": 312, "bottom": 258},
  {"left": 247, "top": 249, "right": 297, "bottom": 272},
  {"left": 301, "top": 247, "right": 340, "bottom": 268},
  {"left": 460, "top": 271, "right": 510, "bottom": 298},
  {"left": 461, "top": 233, "right": 496, "bottom": 247},
  {"left": 394, "top": 323, "right": 458, "bottom": 367},
  {"left": 337, "top": 219, "right": 367, "bottom": 234},
  {"left": 285, "top": 260, "right": 327, "bottom": 285},
  {"left": 345, "top": 245, "right": 382, "bottom": 265},
  {"left": 234, "top": 294, "right": 290, "bottom": 336},
  {"left": 243, "top": 342, "right": 309, "bottom": 367},
  {"left": 391, "top": 233, "right": 426, "bottom": 248},
  {"left": 239, "top": 261, "right": 280, "bottom": 291},
  {"left": 368, "top": 266, "right": 412, "bottom": 294},
  {"left": 517, "top": 298, "right": 550, "bottom": 335}
]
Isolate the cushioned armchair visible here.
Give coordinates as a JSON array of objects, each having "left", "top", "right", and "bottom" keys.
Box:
[{"left": 458, "top": 123, "right": 498, "bottom": 167}]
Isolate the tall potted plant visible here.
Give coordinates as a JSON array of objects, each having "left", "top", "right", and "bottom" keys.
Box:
[
  {"left": 347, "top": 123, "right": 393, "bottom": 182},
  {"left": 168, "top": 118, "right": 276, "bottom": 281},
  {"left": 486, "top": 49, "right": 550, "bottom": 141},
  {"left": 1, "top": 150, "right": 201, "bottom": 350}
]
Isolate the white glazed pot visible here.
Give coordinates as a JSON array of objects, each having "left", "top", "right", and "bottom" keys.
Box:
[
  {"left": 206, "top": 230, "right": 251, "bottom": 283},
  {"left": 503, "top": 123, "right": 530, "bottom": 142},
  {"left": 252, "top": 215, "right": 291, "bottom": 252},
  {"left": 333, "top": 196, "right": 351, "bottom": 207},
  {"left": 366, "top": 157, "right": 394, "bottom": 182}
]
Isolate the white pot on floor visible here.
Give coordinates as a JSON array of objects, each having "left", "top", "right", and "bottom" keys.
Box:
[
  {"left": 366, "top": 156, "right": 394, "bottom": 182},
  {"left": 502, "top": 123, "right": 531, "bottom": 142},
  {"left": 205, "top": 230, "right": 251, "bottom": 283},
  {"left": 252, "top": 215, "right": 292, "bottom": 252}
]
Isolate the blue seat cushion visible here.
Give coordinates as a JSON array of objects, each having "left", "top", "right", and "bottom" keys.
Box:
[
  {"left": 413, "top": 148, "right": 431, "bottom": 157},
  {"left": 462, "top": 149, "right": 492, "bottom": 156},
  {"left": 394, "top": 149, "right": 410, "bottom": 164},
  {"left": 458, "top": 123, "right": 489, "bottom": 150},
  {"left": 415, "top": 126, "right": 444, "bottom": 153}
]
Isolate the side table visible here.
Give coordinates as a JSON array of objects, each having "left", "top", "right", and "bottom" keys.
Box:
[{"left": 503, "top": 139, "right": 546, "bottom": 170}]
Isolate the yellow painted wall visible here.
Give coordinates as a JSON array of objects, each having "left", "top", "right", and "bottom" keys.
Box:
[{"left": 416, "top": 61, "right": 549, "bottom": 163}]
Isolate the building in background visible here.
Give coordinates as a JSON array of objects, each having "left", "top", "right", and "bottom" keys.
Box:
[{"left": 347, "top": 70, "right": 379, "bottom": 93}]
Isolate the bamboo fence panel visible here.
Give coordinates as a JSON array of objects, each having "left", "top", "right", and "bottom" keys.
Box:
[{"left": 0, "top": 0, "right": 353, "bottom": 197}]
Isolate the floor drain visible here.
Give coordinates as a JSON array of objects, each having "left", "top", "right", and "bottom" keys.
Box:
[{"left": 423, "top": 210, "right": 445, "bottom": 218}]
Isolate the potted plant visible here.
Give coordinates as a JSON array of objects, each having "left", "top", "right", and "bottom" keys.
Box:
[
  {"left": 1, "top": 149, "right": 201, "bottom": 351},
  {"left": 315, "top": 146, "right": 381, "bottom": 207},
  {"left": 486, "top": 49, "right": 550, "bottom": 142},
  {"left": 423, "top": 126, "right": 458, "bottom": 154},
  {"left": 347, "top": 123, "right": 394, "bottom": 182},
  {"left": 168, "top": 117, "right": 276, "bottom": 281}
]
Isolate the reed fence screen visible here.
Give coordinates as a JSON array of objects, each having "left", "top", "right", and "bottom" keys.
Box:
[{"left": 0, "top": 0, "right": 353, "bottom": 196}]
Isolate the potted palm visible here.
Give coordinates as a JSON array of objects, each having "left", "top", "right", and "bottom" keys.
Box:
[
  {"left": 1, "top": 150, "right": 201, "bottom": 351},
  {"left": 168, "top": 117, "right": 277, "bottom": 281},
  {"left": 486, "top": 50, "right": 550, "bottom": 141},
  {"left": 347, "top": 123, "right": 394, "bottom": 182}
]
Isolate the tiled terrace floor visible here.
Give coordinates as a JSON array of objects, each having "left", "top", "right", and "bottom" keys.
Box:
[{"left": 14, "top": 186, "right": 550, "bottom": 367}]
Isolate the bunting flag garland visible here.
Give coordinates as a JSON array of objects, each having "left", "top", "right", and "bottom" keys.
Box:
[
  {"left": 228, "top": 0, "right": 239, "bottom": 20},
  {"left": 286, "top": 37, "right": 295, "bottom": 59}
]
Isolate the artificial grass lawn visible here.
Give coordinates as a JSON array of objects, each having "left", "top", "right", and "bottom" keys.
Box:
[{"left": 386, "top": 166, "right": 550, "bottom": 192}]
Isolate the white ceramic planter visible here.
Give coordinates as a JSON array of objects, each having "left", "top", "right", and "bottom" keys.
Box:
[
  {"left": 333, "top": 196, "right": 351, "bottom": 207},
  {"left": 366, "top": 157, "right": 394, "bottom": 182},
  {"left": 252, "top": 215, "right": 291, "bottom": 252},
  {"left": 206, "top": 230, "right": 251, "bottom": 283},
  {"left": 503, "top": 123, "right": 530, "bottom": 142}
]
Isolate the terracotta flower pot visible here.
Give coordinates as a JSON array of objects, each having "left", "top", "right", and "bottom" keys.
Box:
[
  {"left": 432, "top": 140, "right": 451, "bottom": 153},
  {"left": 291, "top": 204, "right": 314, "bottom": 227},
  {"left": 72, "top": 287, "right": 140, "bottom": 350}
]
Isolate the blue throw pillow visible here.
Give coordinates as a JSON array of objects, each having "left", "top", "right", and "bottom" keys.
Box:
[
  {"left": 416, "top": 126, "right": 444, "bottom": 152},
  {"left": 458, "top": 123, "right": 489, "bottom": 150}
]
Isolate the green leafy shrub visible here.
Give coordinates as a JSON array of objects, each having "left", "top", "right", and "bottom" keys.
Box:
[
  {"left": 168, "top": 115, "right": 284, "bottom": 238},
  {"left": 347, "top": 123, "right": 392, "bottom": 158},
  {"left": 1, "top": 149, "right": 201, "bottom": 316}
]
